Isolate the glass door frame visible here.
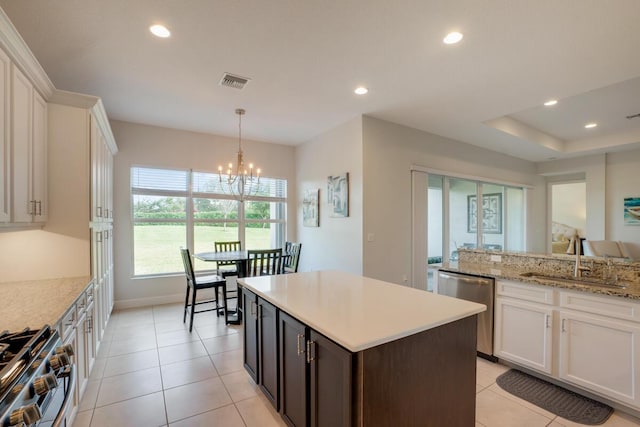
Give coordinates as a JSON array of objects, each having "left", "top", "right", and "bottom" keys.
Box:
[{"left": 411, "top": 166, "right": 530, "bottom": 291}]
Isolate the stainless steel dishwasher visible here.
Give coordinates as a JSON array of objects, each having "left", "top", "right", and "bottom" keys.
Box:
[{"left": 437, "top": 270, "right": 495, "bottom": 360}]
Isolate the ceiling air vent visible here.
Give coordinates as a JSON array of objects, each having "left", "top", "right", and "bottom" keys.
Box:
[{"left": 219, "top": 73, "right": 250, "bottom": 90}]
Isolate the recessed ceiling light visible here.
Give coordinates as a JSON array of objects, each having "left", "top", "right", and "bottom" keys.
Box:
[
  {"left": 443, "top": 32, "right": 463, "bottom": 45},
  {"left": 543, "top": 99, "right": 558, "bottom": 106},
  {"left": 354, "top": 87, "right": 368, "bottom": 95},
  {"left": 150, "top": 24, "right": 171, "bottom": 38},
  {"left": 584, "top": 123, "right": 598, "bottom": 129}
]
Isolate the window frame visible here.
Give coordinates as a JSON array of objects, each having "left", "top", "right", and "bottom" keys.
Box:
[{"left": 131, "top": 166, "right": 287, "bottom": 278}]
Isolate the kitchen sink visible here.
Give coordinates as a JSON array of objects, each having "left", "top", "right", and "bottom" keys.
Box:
[{"left": 519, "top": 272, "right": 627, "bottom": 289}]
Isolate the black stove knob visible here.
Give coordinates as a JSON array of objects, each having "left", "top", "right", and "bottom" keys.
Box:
[
  {"left": 55, "top": 344, "right": 75, "bottom": 357},
  {"left": 9, "top": 403, "right": 42, "bottom": 425},
  {"left": 33, "top": 373, "right": 58, "bottom": 396},
  {"left": 49, "top": 352, "right": 70, "bottom": 371}
]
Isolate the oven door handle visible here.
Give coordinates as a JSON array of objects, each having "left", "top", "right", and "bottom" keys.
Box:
[{"left": 52, "top": 365, "right": 76, "bottom": 427}]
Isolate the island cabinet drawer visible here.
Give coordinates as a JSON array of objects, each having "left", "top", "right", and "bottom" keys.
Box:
[
  {"left": 559, "top": 290, "right": 640, "bottom": 323},
  {"left": 496, "top": 280, "right": 556, "bottom": 305}
]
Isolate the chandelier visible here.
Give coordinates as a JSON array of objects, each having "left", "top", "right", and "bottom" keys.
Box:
[{"left": 218, "top": 108, "right": 261, "bottom": 202}]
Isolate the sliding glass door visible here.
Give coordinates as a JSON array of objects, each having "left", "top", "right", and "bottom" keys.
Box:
[{"left": 413, "top": 170, "right": 526, "bottom": 291}]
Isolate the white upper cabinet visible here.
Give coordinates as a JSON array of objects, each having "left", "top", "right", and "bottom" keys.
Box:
[
  {"left": 90, "top": 115, "right": 113, "bottom": 223},
  {"left": 31, "top": 90, "right": 47, "bottom": 221},
  {"left": 10, "top": 64, "right": 47, "bottom": 224},
  {"left": 11, "top": 64, "right": 33, "bottom": 223},
  {"left": 0, "top": 49, "right": 10, "bottom": 222}
]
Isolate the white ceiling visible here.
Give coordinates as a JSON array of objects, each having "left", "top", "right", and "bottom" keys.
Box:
[{"left": 1, "top": 0, "right": 640, "bottom": 162}]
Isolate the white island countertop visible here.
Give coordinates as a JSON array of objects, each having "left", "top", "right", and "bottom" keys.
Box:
[{"left": 238, "top": 270, "right": 486, "bottom": 352}]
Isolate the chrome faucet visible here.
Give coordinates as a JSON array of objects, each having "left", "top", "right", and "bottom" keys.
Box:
[{"left": 574, "top": 238, "right": 591, "bottom": 278}]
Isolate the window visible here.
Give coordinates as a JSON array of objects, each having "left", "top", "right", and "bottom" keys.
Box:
[{"left": 132, "top": 167, "right": 287, "bottom": 277}]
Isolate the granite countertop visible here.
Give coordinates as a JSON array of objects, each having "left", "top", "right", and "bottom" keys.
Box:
[
  {"left": 0, "top": 276, "right": 92, "bottom": 331},
  {"left": 238, "top": 270, "right": 486, "bottom": 352},
  {"left": 440, "top": 262, "right": 640, "bottom": 300}
]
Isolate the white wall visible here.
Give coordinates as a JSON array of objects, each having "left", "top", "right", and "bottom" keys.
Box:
[
  {"left": 607, "top": 149, "right": 640, "bottom": 243},
  {"left": 111, "top": 120, "right": 296, "bottom": 307},
  {"left": 295, "top": 117, "right": 363, "bottom": 274},
  {"left": 362, "top": 116, "right": 544, "bottom": 286}
]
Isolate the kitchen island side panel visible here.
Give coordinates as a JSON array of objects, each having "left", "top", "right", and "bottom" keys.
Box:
[{"left": 357, "top": 315, "right": 477, "bottom": 426}]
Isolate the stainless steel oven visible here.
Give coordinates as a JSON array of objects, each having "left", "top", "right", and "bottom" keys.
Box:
[{"left": 0, "top": 326, "right": 76, "bottom": 427}]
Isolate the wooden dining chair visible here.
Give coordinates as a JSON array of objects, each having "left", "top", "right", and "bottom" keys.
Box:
[
  {"left": 180, "top": 248, "right": 227, "bottom": 332},
  {"left": 283, "top": 242, "right": 302, "bottom": 273},
  {"left": 247, "top": 248, "right": 284, "bottom": 276},
  {"left": 214, "top": 240, "right": 241, "bottom": 277}
]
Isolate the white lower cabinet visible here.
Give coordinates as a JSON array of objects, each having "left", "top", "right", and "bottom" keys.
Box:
[
  {"left": 495, "top": 279, "right": 640, "bottom": 411},
  {"left": 559, "top": 310, "right": 640, "bottom": 407},
  {"left": 57, "top": 281, "right": 101, "bottom": 423},
  {"left": 495, "top": 297, "right": 553, "bottom": 374}
]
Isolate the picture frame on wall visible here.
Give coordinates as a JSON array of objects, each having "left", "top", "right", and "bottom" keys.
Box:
[
  {"left": 303, "top": 189, "right": 320, "bottom": 227},
  {"left": 327, "top": 173, "right": 349, "bottom": 217},
  {"left": 467, "top": 193, "right": 502, "bottom": 233},
  {"left": 624, "top": 197, "right": 640, "bottom": 225}
]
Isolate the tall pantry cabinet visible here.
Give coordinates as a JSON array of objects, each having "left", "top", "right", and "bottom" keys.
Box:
[{"left": 48, "top": 95, "right": 117, "bottom": 340}]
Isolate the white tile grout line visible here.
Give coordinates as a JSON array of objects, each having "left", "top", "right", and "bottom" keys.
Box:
[{"left": 153, "top": 313, "right": 171, "bottom": 427}]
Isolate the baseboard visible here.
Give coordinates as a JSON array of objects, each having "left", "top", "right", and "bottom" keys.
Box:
[
  {"left": 114, "top": 293, "right": 184, "bottom": 310},
  {"left": 114, "top": 288, "right": 219, "bottom": 310}
]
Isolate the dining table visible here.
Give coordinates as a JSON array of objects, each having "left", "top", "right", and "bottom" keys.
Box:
[
  {"left": 194, "top": 250, "right": 250, "bottom": 277},
  {"left": 194, "top": 250, "right": 249, "bottom": 324}
]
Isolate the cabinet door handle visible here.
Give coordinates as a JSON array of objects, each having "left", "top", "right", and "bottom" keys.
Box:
[
  {"left": 37, "top": 200, "right": 42, "bottom": 216},
  {"left": 306, "top": 340, "right": 315, "bottom": 363},
  {"left": 250, "top": 301, "right": 257, "bottom": 317},
  {"left": 257, "top": 304, "right": 262, "bottom": 319},
  {"left": 545, "top": 314, "right": 550, "bottom": 329},
  {"left": 97, "top": 206, "right": 102, "bottom": 218},
  {"left": 561, "top": 319, "right": 566, "bottom": 332},
  {"left": 29, "top": 200, "right": 35, "bottom": 215},
  {"left": 296, "top": 334, "right": 305, "bottom": 356},
  {"left": 96, "top": 231, "right": 103, "bottom": 243}
]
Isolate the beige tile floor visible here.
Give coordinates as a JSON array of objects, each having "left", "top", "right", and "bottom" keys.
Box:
[{"left": 72, "top": 303, "right": 640, "bottom": 427}]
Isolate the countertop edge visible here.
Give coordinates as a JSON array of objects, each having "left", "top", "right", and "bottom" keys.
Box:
[{"left": 239, "top": 271, "right": 486, "bottom": 353}]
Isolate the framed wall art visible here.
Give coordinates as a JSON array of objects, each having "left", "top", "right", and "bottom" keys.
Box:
[
  {"left": 624, "top": 197, "right": 640, "bottom": 225},
  {"left": 327, "top": 173, "right": 349, "bottom": 218},
  {"left": 467, "top": 193, "right": 502, "bottom": 234},
  {"left": 303, "top": 189, "right": 319, "bottom": 227}
]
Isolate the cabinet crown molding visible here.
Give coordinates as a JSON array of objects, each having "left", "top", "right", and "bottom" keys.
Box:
[{"left": 0, "top": 7, "right": 54, "bottom": 99}]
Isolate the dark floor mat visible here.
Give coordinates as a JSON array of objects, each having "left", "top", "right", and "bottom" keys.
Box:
[{"left": 496, "top": 369, "right": 613, "bottom": 425}]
